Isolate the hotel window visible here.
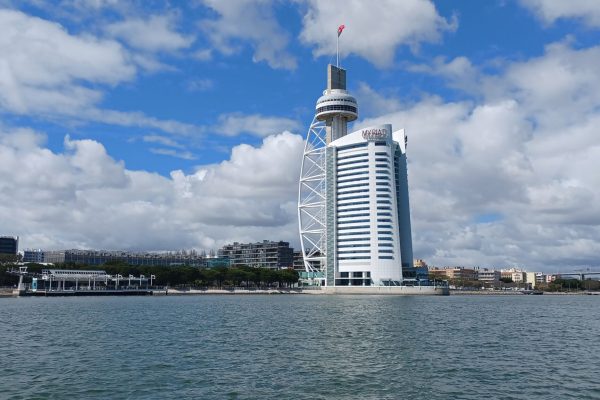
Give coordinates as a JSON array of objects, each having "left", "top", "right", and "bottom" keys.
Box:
[
  {"left": 338, "top": 225, "right": 370, "bottom": 231},
  {"left": 337, "top": 182, "right": 369, "bottom": 190}
]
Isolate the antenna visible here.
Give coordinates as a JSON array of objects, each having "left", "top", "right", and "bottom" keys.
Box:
[{"left": 336, "top": 24, "right": 345, "bottom": 68}]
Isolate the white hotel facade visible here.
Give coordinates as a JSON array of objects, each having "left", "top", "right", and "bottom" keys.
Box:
[{"left": 298, "top": 65, "right": 414, "bottom": 287}]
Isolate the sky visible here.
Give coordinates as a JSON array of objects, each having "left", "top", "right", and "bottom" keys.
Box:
[{"left": 1, "top": 0, "right": 600, "bottom": 272}]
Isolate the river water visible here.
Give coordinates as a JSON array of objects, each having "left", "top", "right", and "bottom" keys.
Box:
[{"left": 1, "top": 295, "right": 599, "bottom": 399}]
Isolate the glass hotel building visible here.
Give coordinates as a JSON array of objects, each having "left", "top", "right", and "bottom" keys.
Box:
[{"left": 299, "top": 65, "right": 413, "bottom": 286}]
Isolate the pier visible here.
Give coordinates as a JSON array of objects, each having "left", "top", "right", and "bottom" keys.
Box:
[{"left": 7, "top": 266, "right": 167, "bottom": 296}]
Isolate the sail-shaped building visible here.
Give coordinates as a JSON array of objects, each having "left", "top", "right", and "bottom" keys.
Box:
[{"left": 298, "top": 64, "right": 414, "bottom": 287}]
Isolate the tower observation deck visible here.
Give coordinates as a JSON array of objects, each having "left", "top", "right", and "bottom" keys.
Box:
[
  {"left": 298, "top": 63, "right": 414, "bottom": 287},
  {"left": 315, "top": 65, "right": 358, "bottom": 143}
]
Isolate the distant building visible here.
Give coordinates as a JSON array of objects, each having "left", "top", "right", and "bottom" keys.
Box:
[
  {"left": 525, "top": 272, "right": 539, "bottom": 289},
  {"left": 23, "top": 249, "right": 44, "bottom": 263},
  {"left": 218, "top": 241, "right": 294, "bottom": 269},
  {"left": 429, "top": 267, "right": 478, "bottom": 281},
  {"left": 205, "top": 256, "right": 231, "bottom": 269},
  {"left": 293, "top": 251, "right": 305, "bottom": 271},
  {"left": 65, "top": 250, "right": 210, "bottom": 267},
  {"left": 500, "top": 267, "right": 526, "bottom": 283},
  {"left": 25, "top": 249, "right": 212, "bottom": 267},
  {"left": 0, "top": 236, "right": 19, "bottom": 255},
  {"left": 477, "top": 269, "right": 501, "bottom": 284},
  {"left": 535, "top": 273, "right": 546, "bottom": 285},
  {"left": 405, "top": 259, "right": 429, "bottom": 281},
  {"left": 43, "top": 251, "right": 66, "bottom": 264},
  {"left": 501, "top": 267, "right": 525, "bottom": 283}
]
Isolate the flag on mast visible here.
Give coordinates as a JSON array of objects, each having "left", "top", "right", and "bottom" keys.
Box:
[{"left": 337, "top": 24, "right": 345, "bottom": 37}]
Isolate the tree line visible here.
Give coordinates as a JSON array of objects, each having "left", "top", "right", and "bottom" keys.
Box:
[{"left": 1, "top": 261, "right": 299, "bottom": 288}]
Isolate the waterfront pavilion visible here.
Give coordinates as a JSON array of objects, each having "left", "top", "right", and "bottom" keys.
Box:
[{"left": 38, "top": 269, "right": 153, "bottom": 292}]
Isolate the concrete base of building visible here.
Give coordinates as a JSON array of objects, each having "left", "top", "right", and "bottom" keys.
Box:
[{"left": 311, "top": 285, "right": 449, "bottom": 295}]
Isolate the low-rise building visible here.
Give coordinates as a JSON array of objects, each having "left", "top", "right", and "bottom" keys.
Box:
[
  {"left": 429, "top": 267, "right": 477, "bottom": 281},
  {"left": 525, "top": 272, "right": 539, "bottom": 289},
  {"left": 535, "top": 273, "right": 546, "bottom": 285},
  {"left": 293, "top": 251, "right": 305, "bottom": 271},
  {"left": 23, "top": 249, "right": 44, "bottom": 263},
  {"left": 478, "top": 269, "right": 501, "bottom": 284},
  {"left": 218, "top": 240, "right": 294, "bottom": 269},
  {"left": 63, "top": 249, "right": 208, "bottom": 266},
  {"left": 24, "top": 249, "right": 212, "bottom": 267},
  {"left": 501, "top": 267, "right": 525, "bottom": 283}
]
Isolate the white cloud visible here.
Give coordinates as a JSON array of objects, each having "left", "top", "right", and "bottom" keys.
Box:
[
  {"left": 1, "top": 128, "right": 304, "bottom": 252},
  {"left": 199, "top": 0, "right": 297, "bottom": 69},
  {"left": 150, "top": 148, "right": 197, "bottom": 160},
  {"left": 85, "top": 109, "right": 197, "bottom": 135},
  {"left": 106, "top": 15, "right": 195, "bottom": 53},
  {"left": 519, "top": 0, "right": 600, "bottom": 27},
  {"left": 355, "top": 82, "right": 403, "bottom": 117},
  {"left": 352, "top": 40, "right": 600, "bottom": 270},
  {"left": 0, "top": 8, "right": 134, "bottom": 114},
  {"left": 143, "top": 135, "right": 184, "bottom": 149},
  {"left": 215, "top": 113, "right": 301, "bottom": 137},
  {"left": 193, "top": 48, "right": 213, "bottom": 61},
  {"left": 186, "top": 78, "right": 214, "bottom": 92},
  {"left": 488, "top": 41, "right": 600, "bottom": 129},
  {"left": 299, "top": 0, "right": 456, "bottom": 67},
  {"left": 0, "top": 9, "right": 199, "bottom": 135},
  {"left": 407, "top": 56, "right": 482, "bottom": 94}
]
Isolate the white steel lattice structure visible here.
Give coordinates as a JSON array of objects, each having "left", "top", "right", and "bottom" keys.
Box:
[{"left": 298, "top": 116, "right": 327, "bottom": 273}]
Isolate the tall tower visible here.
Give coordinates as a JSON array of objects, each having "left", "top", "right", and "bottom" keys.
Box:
[
  {"left": 298, "top": 64, "right": 414, "bottom": 287},
  {"left": 315, "top": 65, "right": 358, "bottom": 143}
]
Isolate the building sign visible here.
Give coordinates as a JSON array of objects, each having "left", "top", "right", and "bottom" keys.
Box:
[{"left": 362, "top": 127, "right": 388, "bottom": 141}]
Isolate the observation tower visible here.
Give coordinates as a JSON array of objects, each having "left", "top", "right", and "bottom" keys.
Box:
[{"left": 298, "top": 61, "right": 414, "bottom": 287}]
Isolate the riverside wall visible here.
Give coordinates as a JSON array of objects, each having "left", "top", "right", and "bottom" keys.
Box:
[{"left": 313, "top": 286, "right": 449, "bottom": 295}]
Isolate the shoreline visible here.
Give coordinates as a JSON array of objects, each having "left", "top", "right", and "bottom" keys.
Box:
[
  {"left": 2, "top": 287, "right": 598, "bottom": 298},
  {"left": 450, "top": 290, "right": 599, "bottom": 295}
]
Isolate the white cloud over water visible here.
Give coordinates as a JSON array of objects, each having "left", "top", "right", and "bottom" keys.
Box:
[{"left": 0, "top": 127, "right": 304, "bottom": 252}]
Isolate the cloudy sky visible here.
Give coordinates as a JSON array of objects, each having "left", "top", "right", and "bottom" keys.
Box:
[{"left": 1, "top": 0, "right": 600, "bottom": 271}]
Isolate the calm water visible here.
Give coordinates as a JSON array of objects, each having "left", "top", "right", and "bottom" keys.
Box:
[{"left": 1, "top": 295, "right": 599, "bottom": 399}]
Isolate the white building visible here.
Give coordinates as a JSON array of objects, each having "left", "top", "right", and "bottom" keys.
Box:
[
  {"left": 501, "top": 267, "right": 525, "bottom": 283},
  {"left": 298, "top": 64, "right": 413, "bottom": 286},
  {"left": 478, "top": 269, "right": 501, "bottom": 284}
]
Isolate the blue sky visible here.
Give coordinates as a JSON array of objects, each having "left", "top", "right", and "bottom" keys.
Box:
[{"left": 2, "top": 0, "right": 600, "bottom": 271}]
